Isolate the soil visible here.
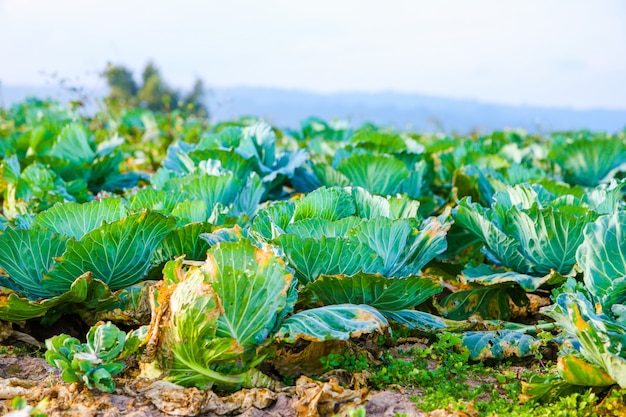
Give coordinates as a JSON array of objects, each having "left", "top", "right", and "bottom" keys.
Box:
[{"left": 0, "top": 354, "right": 480, "bottom": 417}]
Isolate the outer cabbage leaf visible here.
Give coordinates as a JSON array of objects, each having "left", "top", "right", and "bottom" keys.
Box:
[
  {"left": 459, "top": 330, "right": 541, "bottom": 361},
  {"left": 157, "top": 170, "right": 262, "bottom": 224},
  {"left": 49, "top": 123, "right": 95, "bottom": 167},
  {"left": 397, "top": 160, "right": 430, "bottom": 199},
  {"left": 557, "top": 355, "right": 615, "bottom": 387},
  {"left": 264, "top": 148, "right": 308, "bottom": 185},
  {"left": 248, "top": 201, "right": 295, "bottom": 240},
  {"left": 277, "top": 235, "right": 383, "bottom": 284},
  {"left": 170, "top": 200, "right": 209, "bottom": 225},
  {"left": 0, "top": 273, "right": 118, "bottom": 323},
  {"left": 292, "top": 187, "right": 355, "bottom": 222},
  {"left": 507, "top": 204, "right": 595, "bottom": 275},
  {"left": 350, "top": 187, "right": 422, "bottom": 220},
  {"left": 349, "top": 214, "right": 451, "bottom": 277},
  {"left": 203, "top": 240, "right": 297, "bottom": 349},
  {"left": 387, "top": 193, "right": 422, "bottom": 219},
  {"left": 239, "top": 122, "right": 299, "bottom": 178},
  {"left": 274, "top": 304, "right": 388, "bottom": 342},
  {"left": 491, "top": 184, "right": 539, "bottom": 213},
  {"left": 336, "top": 154, "right": 409, "bottom": 196},
  {"left": 351, "top": 187, "right": 393, "bottom": 219},
  {"left": 291, "top": 164, "right": 323, "bottom": 192},
  {"left": 349, "top": 130, "right": 411, "bottom": 153},
  {"left": 460, "top": 264, "right": 557, "bottom": 293},
  {"left": 0, "top": 228, "right": 67, "bottom": 299},
  {"left": 543, "top": 282, "right": 626, "bottom": 388},
  {"left": 577, "top": 212, "right": 626, "bottom": 308},
  {"left": 199, "top": 225, "right": 246, "bottom": 247},
  {"left": 311, "top": 163, "right": 351, "bottom": 188},
  {"left": 154, "top": 222, "right": 215, "bottom": 264},
  {"left": 382, "top": 310, "right": 453, "bottom": 333},
  {"left": 46, "top": 125, "right": 138, "bottom": 193},
  {"left": 4, "top": 162, "right": 80, "bottom": 216},
  {"left": 32, "top": 199, "right": 127, "bottom": 240},
  {"left": 44, "top": 211, "right": 176, "bottom": 293},
  {"left": 455, "top": 198, "right": 533, "bottom": 273},
  {"left": 583, "top": 179, "right": 626, "bottom": 215},
  {"left": 165, "top": 122, "right": 306, "bottom": 196},
  {"left": 285, "top": 217, "right": 362, "bottom": 239},
  {"left": 293, "top": 117, "right": 351, "bottom": 143},
  {"left": 302, "top": 273, "right": 442, "bottom": 310},
  {"left": 550, "top": 135, "right": 626, "bottom": 187},
  {"left": 87, "top": 151, "right": 146, "bottom": 193},
  {"left": 189, "top": 149, "right": 255, "bottom": 180},
  {"left": 439, "top": 283, "right": 528, "bottom": 321},
  {"left": 347, "top": 218, "right": 413, "bottom": 276},
  {"left": 301, "top": 273, "right": 447, "bottom": 333},
  {"left": 177, "top": 173, "right": 241, "bottom": 213},
  {"left": 521, "top": 376, "right": 584, "bottom": 404},
  {"left": 162, "top": 141, "right": 197, "bottom": 174},
  {"left": 231, "top": 173, "right": 265, "bottom": 219},
  {"left": 125, "top": 189, "right": 185, "bottom": 214}
]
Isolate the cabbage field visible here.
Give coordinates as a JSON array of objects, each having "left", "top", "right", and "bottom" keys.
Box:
[{"left": 1, "top": 98, "right": 626, "bottom": 416}]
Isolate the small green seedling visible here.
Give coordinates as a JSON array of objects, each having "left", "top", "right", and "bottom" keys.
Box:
[{"left": 45, "top": 321, "right": 146, "bottom": 393}]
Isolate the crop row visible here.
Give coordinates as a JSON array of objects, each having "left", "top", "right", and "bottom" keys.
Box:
[{"left": 0, "top": 99, "right": 625, "bottom": 397}]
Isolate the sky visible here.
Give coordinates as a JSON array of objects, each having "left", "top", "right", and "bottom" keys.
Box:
[{"left": 0, "top": 0, "right": 625, "bottom": 109}]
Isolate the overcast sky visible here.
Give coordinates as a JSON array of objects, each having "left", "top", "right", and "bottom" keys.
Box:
[{"left": 1, "top": 0, "right": 625, "bottom": 109}]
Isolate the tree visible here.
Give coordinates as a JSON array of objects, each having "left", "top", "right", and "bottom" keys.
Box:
[
  {"left": 102, "top": 64, "right": 138, "bottom": 101},
  {"left": 182, "top": 79, "right": 206, "bottom": 113},
  {"left": 102, "top": 62, "right": 208, "bottom": 116}
]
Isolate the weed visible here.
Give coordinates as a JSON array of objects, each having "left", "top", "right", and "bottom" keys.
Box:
[
  {"left": 319, "top": 332, "right": 626, "bottom": 416},
  {"left": 320, "top": 350, "right": 369, "bottom": 373}
]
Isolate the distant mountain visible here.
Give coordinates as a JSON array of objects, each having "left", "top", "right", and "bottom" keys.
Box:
[
  {"left": 2, "top": 84, "right": 625, "bottom": 134},
  {"left": 210, "top": 87, "right": 626, "bottom": 134}
]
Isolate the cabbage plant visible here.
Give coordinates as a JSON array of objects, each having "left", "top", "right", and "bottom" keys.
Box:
[
  {"left": 455, "top": 184, "right": 605, "bottom": 276},
  {"left": 45, "top": 322, "right": 146, "bottom": 393},
  {"left": 293, "top": 129, "right": 438, "bottom": 214},
  {"left": 159, "top": 121, "right": 306, "bottom": 198},
  {"left": 444, "top": 182, "right": 623, "bottom": 320},
  {"left": 288, "top": 117, "right": 352, "bottom": 153},
  {"left": 248, "top": 186, "right": 453, "bottom": 332},
  {"left": 140, "top": 153, "right": 267, "bottom": 225},
  {"left": 524, "top": 212, "right": 626, "bottom": 398},
  {"left": 127, "top": 123, "right": 304, "bottom": 227},
  {"left": 0, "top": 122, "right": 144, "bottom": 219},
  {"left": 549, "top": 132, "right": 626, "bottom": 187},
  {"left": 0, "top": 202, "right": 176, "bottom": 322},
  {"left": 143, "top": 239, "right": 387, "bottom": 390}
]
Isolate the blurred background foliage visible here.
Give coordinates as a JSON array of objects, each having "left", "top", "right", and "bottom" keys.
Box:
[{"left": 102, "top": 62, "right": 207, "bottom": 117}]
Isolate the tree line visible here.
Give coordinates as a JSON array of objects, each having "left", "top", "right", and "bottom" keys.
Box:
[{"left": 102, "top": 62, "right": 207, "bottom": 116}]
